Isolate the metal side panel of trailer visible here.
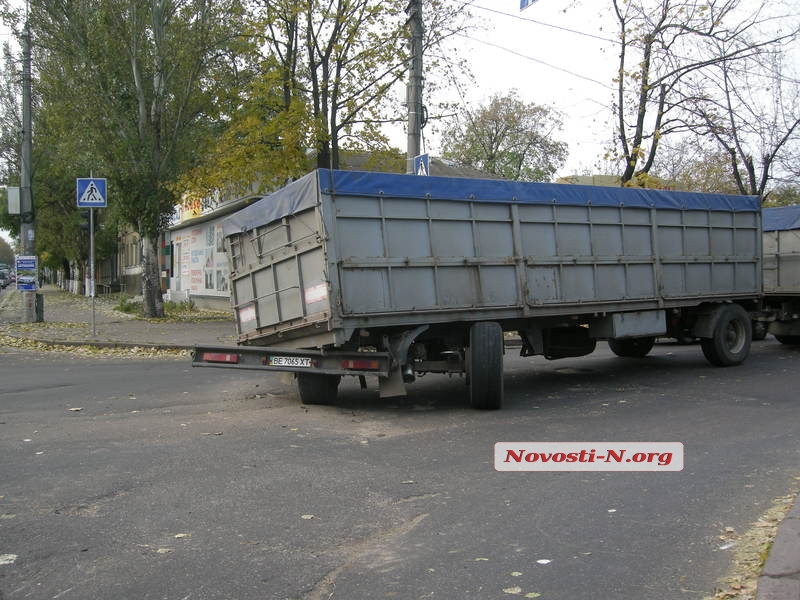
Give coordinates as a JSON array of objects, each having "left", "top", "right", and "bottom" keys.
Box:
[
  {"left": 763, "top": 205, "right": 800, "bottom": 295},
  {"left": 222, "top": 169, "right": 762, "bottom": 348}
]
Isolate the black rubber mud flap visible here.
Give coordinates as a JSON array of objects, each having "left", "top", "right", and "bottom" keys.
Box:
[
  {"left": 297, "top": 373, "right": 341, "bottom": 405},
  {"left": 608, "top": 336, "right": 656, "bottom": 358}
]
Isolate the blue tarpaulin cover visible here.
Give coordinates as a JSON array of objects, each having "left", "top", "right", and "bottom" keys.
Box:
[
  {"left": 224, "top": 169, "right": 761, "bottom": 235},
  {"left": 763, "top": 205, "right": 800, "bottom": 231}
]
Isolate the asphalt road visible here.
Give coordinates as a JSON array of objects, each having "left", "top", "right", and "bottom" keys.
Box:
[{"left": 1, "top": 339, "right": 799, "bottom": 600}]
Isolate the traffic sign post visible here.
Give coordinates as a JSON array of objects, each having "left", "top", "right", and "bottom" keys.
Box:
[{"left": 77, "top": 177, "right": 107, "bottom": 336}]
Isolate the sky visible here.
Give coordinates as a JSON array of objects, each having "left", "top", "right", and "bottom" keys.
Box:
[
  {"left": 0, "top": 0, "right": 617, "bottom": 248},
  {"left": 410, "top": 0, "right": 619, "bottom": 177}
]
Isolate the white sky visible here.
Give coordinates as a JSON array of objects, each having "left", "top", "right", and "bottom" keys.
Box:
[{"left": 407, "top": 0, "right": 619, "bottom": 177}]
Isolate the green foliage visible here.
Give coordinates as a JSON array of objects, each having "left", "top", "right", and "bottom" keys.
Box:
[
  {"left": 163, "top": 298, "right": 197, "bottom": 313},
  {"left": 175, "top": 66, "right": 313, "bottom": 199},
  {"left": 0, "top": 234, "right": 13, "bottom": 264},
  {"left": 441, "top": 90, "right": 568, "bottom": 182},
  {"left": 115, "top": 294, "right": 142, "bottom": 315},
  {"left": 25, "top": 0, "right": 251, "bottom": 317},
  {"left": 244, "top": 0, "right": 471, "bottom": 170},
  {"left": 764, "top": 185, "right": 800, "bottom": 207},
  {"left": 651, "top": 141, "right": 742, "bottom": 194},
  {"left": 0, "top": 0, "right": 475, "bottom": 318}
]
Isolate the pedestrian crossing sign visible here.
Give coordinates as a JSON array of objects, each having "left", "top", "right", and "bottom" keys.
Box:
[
  {"left": 76, "top": 178, "right": 108, "bottom": 208},
  {"left": 413, "top": 153, "right": 429, "bottom": 176}
]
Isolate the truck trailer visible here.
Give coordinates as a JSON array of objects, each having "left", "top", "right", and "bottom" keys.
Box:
[
  {"left": 760, "top": 205, "right": 800, "bottom": 344},
  {"left": 192, "top": 169, "right": 800, "bottom": 409}
]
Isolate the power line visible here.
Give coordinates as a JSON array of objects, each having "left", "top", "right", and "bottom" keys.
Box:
[
  {"left": 455, "top": 32, "right": 613, "bottom": 90},
  {"left": 449, "top": 0, "right": 617, "bottom": 44}
]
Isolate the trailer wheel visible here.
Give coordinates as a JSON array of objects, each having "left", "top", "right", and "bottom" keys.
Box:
[
  {"left": 608, "top": 336, "right": 656, "bottom": 358},
  {"left": 700, "top": 304, "right": 752, "bottom": 366},
  {"left": 468, "top": 322, "right": 504, "bottom": 410},
  {"left": 297, "top": 373, "right": 340, "bottom": 405},
  {"left": 774, "top": 335, "right": 800, "bottom": 346}
]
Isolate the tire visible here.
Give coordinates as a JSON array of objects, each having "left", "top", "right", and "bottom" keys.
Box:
[
  {"left": 751, "top": 321, "right": 767, "bottom": 341},
  {"left": 468, "top": 321, "right": 504, "bottom": 410},
  {"left": 774, "top": 335, "right": 800, "bottom": 346},
  {"left": 297, "top": 373, "right": 340, "bottom": 405},
  {"left": 608, "top": 336, "right": 656, "bottom": 358},
  {"left": 700, "top": 304, "right": 752, "bottom": 366}
]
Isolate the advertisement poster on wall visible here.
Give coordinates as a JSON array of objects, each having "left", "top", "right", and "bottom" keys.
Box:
[{"left": 173, "top": 222, "right": 229, "bottom": 296}]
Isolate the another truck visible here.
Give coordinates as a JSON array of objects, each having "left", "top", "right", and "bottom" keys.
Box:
[
  {"left": 193, "top": 169, "right": 800, "bottom": 409},
  {"left": 760, "top": 205, "right": 800, "bottom": 344}
]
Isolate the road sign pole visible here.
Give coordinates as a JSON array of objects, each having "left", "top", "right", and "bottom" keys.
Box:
[
  {"left": 76, "top": 176, "right": 107, "bottom": 336},
  {"left": 90, "top": 207, "right": 96, "bottom": 336},
  {"left": 20, "top": 20, "right": 37, "bottom": 323}
]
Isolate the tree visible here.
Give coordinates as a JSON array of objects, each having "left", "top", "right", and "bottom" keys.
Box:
[
  {"left": 651, "top": 138, "right": 741, "bottom": 193},
  {"left": 686, "top": 40, "right": 800, "bottom": 198},
  {"left": 440, "top": 90, "right": 568, "bottom": 182},
  {"left": 26, "top": 0, "right": 249, "bottom": 317},
  {"left": 610, "top": 0, "right": 797, "bottom": 186},
  {"left": 0, "top": 42, "right": 20, "bottom": 239},
  {"left": 174, "top": 60, "right": 314, "bottom": 200},
  {"left": 0, "top": 234, "right": 13, "bottom": 264},
  {"left": 254, "top": 0, "right": 472, "bottom": 170},
  {"left": 180, "top": 0, "right": 474, "bottom": 197},
  {"left": 763, "top": 185, "right": 800, "bottom": 207}
]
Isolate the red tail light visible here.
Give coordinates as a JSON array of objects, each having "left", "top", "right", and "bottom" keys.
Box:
[
  {"left": 201, "top": 352, "right": 239, "bottom": 364},
  {"left": 341, "top": 359, "right": 380, "bottom": 370}
]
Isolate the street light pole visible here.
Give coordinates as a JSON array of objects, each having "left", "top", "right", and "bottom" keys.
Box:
[
  {"left": 20, "top": 18, "right": 36, "bottom": 322},
  {"left": 405, "top": 0, "right": 423, "bottom": 174}
]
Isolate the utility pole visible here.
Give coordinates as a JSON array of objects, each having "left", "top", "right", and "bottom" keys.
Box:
[
  {"left": 20, "top": 18, "right": 37, "bottom": 322},
  {"left": 405, "top": 0, "right": 423, "bottom": 174}
]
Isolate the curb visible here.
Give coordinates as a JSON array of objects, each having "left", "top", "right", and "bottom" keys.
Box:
[
  {"left": 757, "top": 496, "right": 800, "bottom": 600},
  {"left": 0, "top": 332, "right": 195, "bottom": 352}
]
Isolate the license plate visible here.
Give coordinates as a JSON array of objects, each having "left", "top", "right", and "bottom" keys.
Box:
[{"left": 269, "top": 356, "right": 313, "bottom": 368}]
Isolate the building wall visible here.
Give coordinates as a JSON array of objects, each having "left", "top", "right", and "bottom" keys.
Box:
[
  {"left": 118, "top": 229, "right": 143, "bottom": 296},
  {"left": 168, "top": 219, "right": 231, "bottom": 310}
]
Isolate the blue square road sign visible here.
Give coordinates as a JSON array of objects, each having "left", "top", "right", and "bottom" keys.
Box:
[{"left": 77, "top": 178, "right": 108, "bottom": 208}]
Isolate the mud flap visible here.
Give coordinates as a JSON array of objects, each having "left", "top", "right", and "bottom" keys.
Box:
[{"left": 379, "top": 366, "right": 407, "bottom": 398}]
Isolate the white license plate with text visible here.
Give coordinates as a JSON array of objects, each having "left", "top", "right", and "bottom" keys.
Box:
[{"left": 268, "top": 356, "right": 313, "bottom": 368}]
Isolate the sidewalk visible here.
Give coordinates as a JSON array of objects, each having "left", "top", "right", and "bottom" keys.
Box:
[
  {"left": 0, "top": 284, "right": 237, "bottom": 350},
  {"left": 757, "top": 498, "right": 800, "bottom": 600}
]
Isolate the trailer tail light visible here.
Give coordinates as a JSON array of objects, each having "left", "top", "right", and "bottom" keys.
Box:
[
  {"left": 201, "top": 352, "right": 240, "bottom": 364},
  {"left": 341, "top": 358, "right": 380, "bottom": 371}
]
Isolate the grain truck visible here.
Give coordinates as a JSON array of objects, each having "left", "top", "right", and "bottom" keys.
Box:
[
  {"left": 759, "top": 205, "right": 800, "bottom": 344},
  {"left": 193, "top": 169, "right": 800, "bottom": 409}
]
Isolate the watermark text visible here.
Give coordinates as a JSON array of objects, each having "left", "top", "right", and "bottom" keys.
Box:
[{"left": 494, "top": 442, "right": 684, "bottom": 471}]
